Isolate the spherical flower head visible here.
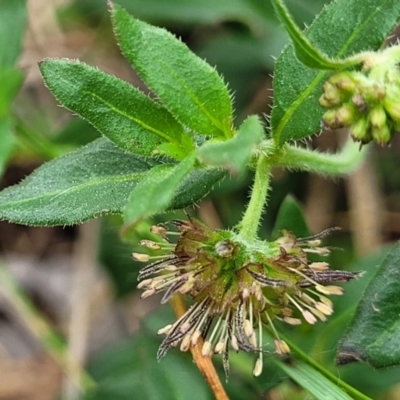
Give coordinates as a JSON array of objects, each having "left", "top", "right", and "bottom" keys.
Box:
[
  {"left": 319, "top": 45, "right": 400, "bottom": 146},
  {"left": 134, "top": 218, "right": 362, "bottom": 378}
]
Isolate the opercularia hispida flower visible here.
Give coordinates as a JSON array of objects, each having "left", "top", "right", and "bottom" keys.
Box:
[{"left": 133, "top": 217, "right": 361, "bottom": 378}]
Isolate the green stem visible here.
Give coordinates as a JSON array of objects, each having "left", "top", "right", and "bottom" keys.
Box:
[
  {"left": 0, "top": 260, "right": 96, "bottom": 394},
  {"left": 237, "top": 153, "right": 271, "bottom": 241},
  {"left": 266, "top": 137, "right": 367, "bottom": 176},
  {"left": 280, "top": 334, "right": 372, "bottom": 400}
]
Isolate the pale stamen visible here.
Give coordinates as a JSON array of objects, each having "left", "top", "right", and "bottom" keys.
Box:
[
  {"left": 253, "top": 314, "right": 264, "bottom": 377},
  {"left": 285, "top": 293, "right": 317, "bottom": 324}
]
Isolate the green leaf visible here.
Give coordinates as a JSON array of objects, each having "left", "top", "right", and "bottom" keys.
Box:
[
  {"left": 271, "top": 0, "right": 400, "bottom": 146},
  {"left": 0, "top": 0, "right": 27, "bottom": 70},
  {"left": 111, "top": 4, "right": 233, "bottom": 138},
  {"left": 85, "top": 332, "right": 211, "bottom": 400},
  {"left": 0, "top": 138, "right": 223, "bottom": 226},
  {"left": 271, "top": 194, "right": 310, "bottom": 239},
  {"left": 123, "top": 153, "right": 196, "bottom": 228},
  {"left": 39, "top": 59, "right": 187, "bottom": 157},
  {"left": 0, "top": 68, "right": 24, "bottom": 115},
  {"left": 197, "top": 115, "right": 264, "bottom": 174},
  {"left": 0, "top": 138, "right": 157, "bottom": 225},
  {"left": 337, "top": 243, "right": 400, "bottom": 368},
  {"left": 273, "top": 358, "right": 353, "bottom": 400},
  {"left": 0, "top": 117, "right": 15, "bottom": 177},
  {"left": 169, "top": 166, "right": 226, "bottom": 209},
  {"left": 271, "top": 0, "right": 358, "bottom": 70}
]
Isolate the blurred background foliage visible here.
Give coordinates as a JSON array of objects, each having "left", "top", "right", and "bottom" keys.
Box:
[{"left": 1, "top": 0, "right": 400, "bottom": 399}]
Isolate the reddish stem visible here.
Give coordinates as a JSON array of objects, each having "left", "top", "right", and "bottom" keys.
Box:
[{"left": 170, "top": 294, "right": 229, "bottom": 400}]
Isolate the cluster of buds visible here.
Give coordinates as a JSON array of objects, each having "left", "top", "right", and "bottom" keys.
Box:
[
  {"left": 320, "top": 50, "right": 400, "bottom": 145},
  {"left": 133, "top": 217, "right": 361, "bottom": 378}
]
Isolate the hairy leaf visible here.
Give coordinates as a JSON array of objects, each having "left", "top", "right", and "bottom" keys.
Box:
[
  {"left": 271, "top": 0, "right": 357, "bottom": 70},
  {"left": 197, "top": 115, "right": 264, "bottom": 174},
  {"left": 111, "top": 4, "right": 233, "bottom": 138},
  {"left": 40, "top": 59, "right": 186, "bottom": 157},
  {"left": 170, "top": 166, "right": 225, "bottom": 209},
  {"left": 271, "top": 0, "right": 400, "bottom": 145},
  {"left": 337, "top": 243, "right": 400, "bottom": 368},
  {"left": 0, "top": 138, "right": 224, "bottom": 226},
  {"left": 123, "top": 153, "right": 196, "bottom": 227}
]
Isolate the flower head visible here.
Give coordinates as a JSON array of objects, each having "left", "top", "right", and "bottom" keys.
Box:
[
  {"left": 319, "top": 47, "right": 400, "bottom": 145},
  {"left": 134, "top": 218, "right": 361, "bottom": 378}
]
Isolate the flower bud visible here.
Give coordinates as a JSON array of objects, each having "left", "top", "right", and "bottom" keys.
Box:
[
  {"left": 320, "top": 82, "right": 343, "bottom": 107},
  {"left": 351, "top": 94, "right": 368, "bottom": 113},
  {"left": 369, "top": 106, "right": 386, "bottom": 129},
  {"left": 328, "top": 71, "right": 358, "bottom": 88},
  {"left": 372, "top": 125, "right": 392, "bottom": 145},
  {"left": 383, "top": 89, "right": 400, "bottom": 122},
  {"left": 322, "top": 109, "right": 339, "bottom": 129},
  {"left": 335, "top": 76, "right": 356, "bottom": 92},
  {"left": 361, "top": 82, "right": 386, "bottom": 102},
  {"left": 335, "top": 104, "right": 355, "bottom": 127},
  {"left": 350, "top": 118, "right": 369, "bottom": 142},
  {"left": 386, "top": 67, "right": 400, "bottom": 84}
]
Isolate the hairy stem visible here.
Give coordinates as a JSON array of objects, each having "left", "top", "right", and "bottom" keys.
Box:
[
  {"left": 237, "top": 153, "right": 271, "bottom": 241},
  {"left": 170, "top": 294, "right": 229, "bottom": 400},
  {"left": 265, "top": 136, "right": 367, "bottom": 176}
]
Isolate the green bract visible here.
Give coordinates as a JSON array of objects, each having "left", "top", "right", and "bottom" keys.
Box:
[
  {"left": 197, "top": 115, "right": 264, "bottom": 174},
  {"left": 122, "top": 153, "right": 196, "bottom": 231}
]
